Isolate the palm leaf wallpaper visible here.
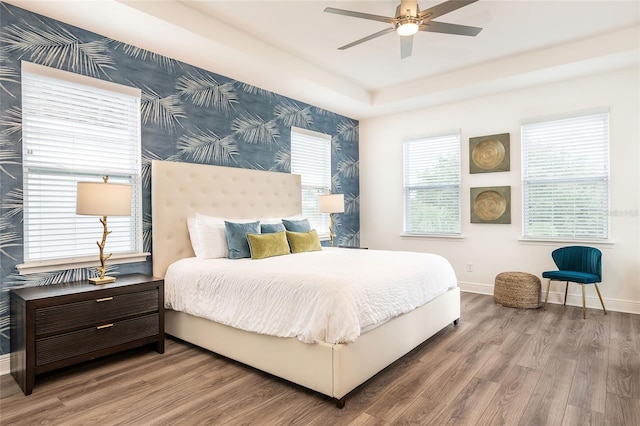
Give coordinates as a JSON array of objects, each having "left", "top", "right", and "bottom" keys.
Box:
[
  {"left": 274, "top": 100, "right": 314, "bottom": 128},
  {"left": 2, "top": 14, "right": 115, "bottom": 79},
  {"left": 177, "top": 129, "right": 240, "bottom": 165},
  {"left": 0, "top": 2, "right": 359, "bottom": 354},
  {"left": 231, "top": 113, "right": 280, "bottom": 146},
  {"left": 176, "top": 72, "right": 239, "bottom": 113},
  {"left": 141, "top": 86, "right": 187, "bottom": 132}
]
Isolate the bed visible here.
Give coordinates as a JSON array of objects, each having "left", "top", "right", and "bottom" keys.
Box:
[{"left": 151, "top": 160, "right": 460, "bottom": 407}]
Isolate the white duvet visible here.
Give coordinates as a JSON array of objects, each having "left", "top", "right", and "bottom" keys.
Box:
[{"left": 164, "top": 248, "right": 457, "bottom": 344}]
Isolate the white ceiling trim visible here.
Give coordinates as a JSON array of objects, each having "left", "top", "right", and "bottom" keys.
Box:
[{"left": 6, "top": 0, "right": 640, "bottom": 120}]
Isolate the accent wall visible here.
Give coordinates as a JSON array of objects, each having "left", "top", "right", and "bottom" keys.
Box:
[{"left": 0, "top": 2, "right": 360, "bottom": 354}]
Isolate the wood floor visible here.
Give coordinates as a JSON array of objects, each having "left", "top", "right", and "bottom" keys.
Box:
[{"left": 1, "top": 292, "right": 639, "bottom": 425}]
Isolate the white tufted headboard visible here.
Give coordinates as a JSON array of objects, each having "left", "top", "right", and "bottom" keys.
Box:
[{"left": 151, "top": 160, "right": 302, "bottom": 278}]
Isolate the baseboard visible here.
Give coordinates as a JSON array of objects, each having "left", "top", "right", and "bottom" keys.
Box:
[
  {"left": 0, "top": 353, "right": 9, "bottom": 376},
  {"left": 458, "top": 281, "right": 640, "bottom": 315},
  {"left": 458, "top": 281, "right": 494, "bottom": 296}
]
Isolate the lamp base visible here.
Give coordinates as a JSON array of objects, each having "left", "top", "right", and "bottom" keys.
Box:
[{"left": 89, "top": 276, "right": 117, "bottom": 285}]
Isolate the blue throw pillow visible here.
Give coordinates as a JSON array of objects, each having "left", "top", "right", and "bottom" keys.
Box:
[
  {"left": 261, "top": 223, "right": 286, "bottom": 234},
  {"left": 282, "top": 218, "right": 311, "bottom": 232},
  {"left": 224, "top": 221, "right": 260, "bottom": 259}
]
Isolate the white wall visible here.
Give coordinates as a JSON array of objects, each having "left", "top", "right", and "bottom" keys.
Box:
[{"left": 360, "top": 67, "right": 640, "bottom": 313}]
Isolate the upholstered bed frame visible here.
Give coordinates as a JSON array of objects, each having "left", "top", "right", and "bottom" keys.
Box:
[{"left": 151, "top": 160, "right": 460, "bottom": 407}]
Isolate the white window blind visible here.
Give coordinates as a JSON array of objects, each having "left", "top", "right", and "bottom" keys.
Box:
[
  {"left": 522, "top": 111, "right": 610, "bottom": 240},
  {"left": 21, "top": 62, "right": 143, "bottom": 264},
  {"left": 403, "top": 133, "right": 461, "bottom": 235},
  {"left": 290, "top": 127, "right": 331, "bottom": 239}
]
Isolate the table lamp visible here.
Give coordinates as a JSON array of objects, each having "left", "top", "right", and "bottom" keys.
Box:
[
  {"left": 76, "top": 176, "right": 132, "bottom": 284},
  {"left": 318, "top": 193, "right": 344, "bottom": 247}
]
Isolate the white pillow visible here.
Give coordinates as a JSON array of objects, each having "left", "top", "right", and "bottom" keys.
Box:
[
  {"left": 259, "top": 217, "right": 284, "bottom": 225},
  {"left": 257, "top": 215, "right": 303, "bottom": 225},
  {"left": 186, "top": 217, "right": 202, "bottom": 257},
  {"left": 194, "top": 214, "right": 229, "bottom": 259}
]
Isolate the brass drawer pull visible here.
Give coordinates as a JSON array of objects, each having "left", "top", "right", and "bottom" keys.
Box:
[
  {"left": 96, "top": 297, "right": 113, "bottom": 302},
  {"left": 96, "top": 323, "right": 114, "bottom": 330}
]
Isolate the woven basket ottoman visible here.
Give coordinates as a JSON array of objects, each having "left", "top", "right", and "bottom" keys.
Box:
[{"left": 494, "top": 271, "right": 541, "bottom": 309}]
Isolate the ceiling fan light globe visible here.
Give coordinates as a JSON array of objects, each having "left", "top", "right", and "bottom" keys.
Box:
[{"left": 397, "top": 22, "right": 419, "bottom": 36}]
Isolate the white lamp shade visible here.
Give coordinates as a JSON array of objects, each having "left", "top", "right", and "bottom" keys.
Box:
[
  {"left": 76, "top": 181, "right": 132, "bottom": 216},
  {"left": 318, "top": 193, "right": 344, "bottom": 214}
]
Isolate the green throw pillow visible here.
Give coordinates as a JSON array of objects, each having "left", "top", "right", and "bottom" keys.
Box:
[
  {"left": 246, "top": 231, "right": 291, "bottom": 260},
  {"left": 286, "top": 230, "right": 322, "bottom": 254}
]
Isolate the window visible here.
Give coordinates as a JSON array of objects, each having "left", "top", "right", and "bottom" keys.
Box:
[
  {"left": 403, "top": 133, "right": 461, "bottom": 235},
  {"left": 522, "top": 110, "right": 610, "bottom": 240},
  {"left": 290, "top": 127, "right": 331, "bottom": 239},
  {"left": 19, "top": 62, "right": 144, "bottom": 271}
]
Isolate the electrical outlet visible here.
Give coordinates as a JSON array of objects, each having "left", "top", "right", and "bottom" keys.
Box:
[{"left": 466, "top": 263, "right": 473, "bottom": 272}]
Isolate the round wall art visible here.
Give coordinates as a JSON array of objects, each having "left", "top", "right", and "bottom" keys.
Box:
[
  {"left": 469, "top": 133, "right": 510, "bottom": 173},
  {"left": 470, "top": 186, "right": 511, "bottom": 224}
]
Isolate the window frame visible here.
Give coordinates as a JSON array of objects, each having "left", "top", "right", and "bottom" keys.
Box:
[
  {"left": 290, "top": 126, "right": 332, "bottom": 240},
  {"left": 521, "top": 109, "right": 610, "bottom": 242},
  {"left": 17, "top": 62, "right": 148, "bottom": 275},
  {"left": 402, "top": 131, "right": 462, "bottom": 237}
]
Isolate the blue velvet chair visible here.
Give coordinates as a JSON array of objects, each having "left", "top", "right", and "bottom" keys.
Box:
[{"left": 542, "top": 246, "right": 606, "bottom": 319}]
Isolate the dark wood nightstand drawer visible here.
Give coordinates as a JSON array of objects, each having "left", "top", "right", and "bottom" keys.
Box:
[
  {"left": 36, "top": 313, "right": 159, "bottom": 366},
  {"left": 11, "top": 274, "right": 164, "bottom": 395},
  {"left": 35, "top": 289, "right": 159, "bottom": 336}
]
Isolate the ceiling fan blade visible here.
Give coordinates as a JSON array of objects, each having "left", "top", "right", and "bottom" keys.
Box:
[
  {"left": 420, "top": 21, "right": 482, "bottom": 36},
  {"left": 418, "top": 0, "right": 479, "bottom": 20},
  {"left": 338, "top": 27, "right": 396, "bottom": 50},
  {"left": 400, "top": 36, "right": 414, "bottom": 59},
  {"left": 324, "top": 7, "right": 396, "bottom": 24}
]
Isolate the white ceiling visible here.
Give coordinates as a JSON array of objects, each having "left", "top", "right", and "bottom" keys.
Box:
[
  {"left": 181, "top": 0, "right": 637, "bottom": 90},
  {"left": 9, "top": 1, "right": 640, "bottom": 119}
]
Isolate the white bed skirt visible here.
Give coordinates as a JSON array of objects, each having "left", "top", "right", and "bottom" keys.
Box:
[{"left": 165, "top": 286, "right": 460, "bottom": 400}]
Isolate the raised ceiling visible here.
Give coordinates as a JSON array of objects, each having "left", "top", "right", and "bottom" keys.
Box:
[{"left": 8, "top": 1, "right": 640, "bottom": 119}]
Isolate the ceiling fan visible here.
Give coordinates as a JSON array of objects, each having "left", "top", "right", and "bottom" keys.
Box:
[{"left": 324, "top": 0, "right": 482, "bottom": 59}]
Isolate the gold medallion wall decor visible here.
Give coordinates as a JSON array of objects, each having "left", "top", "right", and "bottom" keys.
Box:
[
  {"left": 469, "top": 133, "right": 510, "bottom": 173},
  {"left": 471, "top": 186, "right": 511, "bottom": 224}
]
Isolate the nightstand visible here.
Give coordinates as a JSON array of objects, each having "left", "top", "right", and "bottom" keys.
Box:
[{"left": 10, "top": 274, "right": 164, "bottom": 395}]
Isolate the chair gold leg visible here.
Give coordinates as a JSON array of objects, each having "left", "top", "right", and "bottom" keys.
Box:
[
  {"left": 544, "top": 279, "right": 551, "bottom": 311},
  {"left": 594, "top": 283, "right": 607, "bottom": 315},
  {"left": 581, "top": 284, "right": 586, "bottom": 319},
  {"left": 564, "top": 282, "right": 569, "bottom": 306}
]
